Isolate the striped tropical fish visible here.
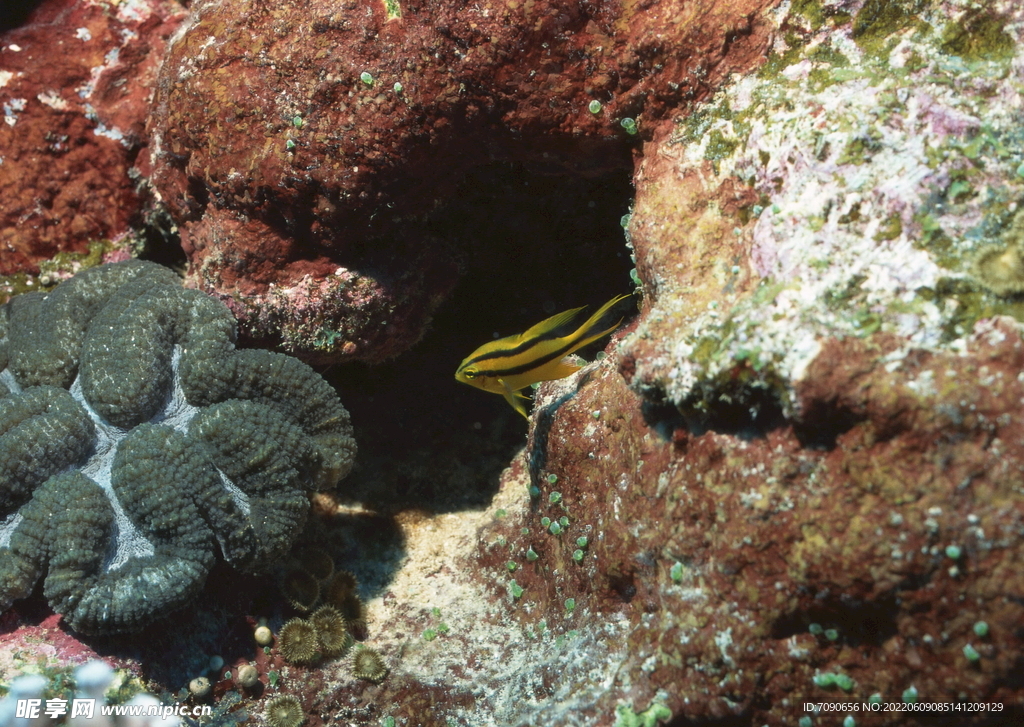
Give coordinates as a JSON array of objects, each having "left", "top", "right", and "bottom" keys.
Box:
[{"left": 455, "top": 294, "right": 631, "bottom": 417}]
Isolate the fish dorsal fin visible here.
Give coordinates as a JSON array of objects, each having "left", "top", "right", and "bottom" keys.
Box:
[{"left": 514, "top": 305, "right": 587, "bottom": 345}]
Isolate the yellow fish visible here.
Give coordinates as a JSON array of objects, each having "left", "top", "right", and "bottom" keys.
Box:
[{"left": 455, "top": 294, "right": 630, "bottom": 418}]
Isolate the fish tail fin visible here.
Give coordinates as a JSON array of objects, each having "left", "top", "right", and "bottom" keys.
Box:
[{"left": 565, "top": 293, "right": 632, "bottom": 355}]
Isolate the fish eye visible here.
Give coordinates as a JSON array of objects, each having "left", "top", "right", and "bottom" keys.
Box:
[{"left": 463, "top": 369, "right": 477, "bottom": 379}]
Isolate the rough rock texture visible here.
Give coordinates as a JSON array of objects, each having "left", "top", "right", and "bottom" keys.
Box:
[
  {"left": 204, "top": 0, "right": 1023, "bottom": 725},
  {"left": 625, "top": 0, "right": 1024, "bottom": 424},
  {"left": 216, "top": 326, "right": 1022, "bottom": 727},
  {"left": 147, "top": 0, "right": 775, "bottom": 361},
  {"left": 0, "top": 260, "right": 356, "bottom": 635},
  {"left": 0, "top": 0, "right": 187, "bottom": 287}
]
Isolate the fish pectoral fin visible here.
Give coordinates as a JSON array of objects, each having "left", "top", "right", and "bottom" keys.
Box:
[{"left": 499, "top": 379, "right": 530, "bottom": 418}]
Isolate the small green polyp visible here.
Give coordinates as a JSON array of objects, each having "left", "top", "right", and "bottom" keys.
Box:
[
  {"left": 360, "top": 71, "right": 374, "bottom": 86},
  {"left": 813, "top": 673, "right": 836, "bottom": 687}
]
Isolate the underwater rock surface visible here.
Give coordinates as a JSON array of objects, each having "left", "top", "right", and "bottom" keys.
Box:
[
  {"left": 0, "top": 0, "right": 187, "bottom": 287},
  {"left": 147, "top": 0, "right": 774, "bottom": 361},
  {"left": 238, "top": 1, "right": 1024, "bottom": 725},
  {"left": 0, "top": 260, "right": 355, "bottom": 635},
  {"left": 624, "top": 0, "right": 1024, "bottom": 424}
]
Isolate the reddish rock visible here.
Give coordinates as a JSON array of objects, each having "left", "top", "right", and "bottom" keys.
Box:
[
  {"left": 0, "top": 0, "right": 185, "bottom": 277},
  {"left": 480, "top": 318, "right": 1024, "bottom": 724},
  {"left": 147, "top": 0, "right": 775, "bottom": 361},
  {"left": 228, "top": 317, "right": 1024, "bottom": 726}
]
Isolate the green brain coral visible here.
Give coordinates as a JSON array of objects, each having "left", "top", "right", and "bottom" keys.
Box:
[{"left": 0, "top": 261, "right": 356, "bottom": 635}]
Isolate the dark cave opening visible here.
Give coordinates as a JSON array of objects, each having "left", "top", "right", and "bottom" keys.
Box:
[
  {"left": 328, "top": 159, "right": 637, "bottom": 515},
  {"left": 643, "top": 383, "right": 789, "bottom": 443},
  {"left": 0, "top": 0, "right": 43, "bottom": 33},
  {"left": 770, "top": 593, "right": 900, "bottom": 648},
  {"left": 136, "top": 152, "right": 640, "bottom": 517}
]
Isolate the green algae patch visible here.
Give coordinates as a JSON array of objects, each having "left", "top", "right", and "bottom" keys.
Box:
[
  {"left": 791, "top": 0, "right": 851, "bottom": 31},
  {"left": 874, "top": 215, "right": 903, "bottom": 242},
  {"left": 837, "top": 130, "right": 883, "bottom": 166},
  {"left": 0, "top": 239, "right": 133, "bottom": 304},
  {"left": 677, "top": 101, "right": 734, "bottom": 146},
  {"left": 852, "top": 0, "right": 931, "bottom": 55},
  {"left": 940, "top": 9, "right": 1014, "bottom": 63},
  {"left": 705, "top": 129, "right": 740, "bottom": 172},
  {"left": 918, "top": 277, "right": 1024, "bottom": 343},
  {"left": 757, "top": 33, "right": 808, "bottom": 80},
  {"left": 614, "top": 701, "right": 672, "bottom": 727},
  {"left": 791, "top": 0, "right": 825, "bottom": 31}
]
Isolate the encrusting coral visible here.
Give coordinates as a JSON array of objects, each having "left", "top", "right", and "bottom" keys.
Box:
[
  {"left": 348, "top": 646, "right": 388, "bottom": 683},
  {"left": 294, "top": 547, "right": 334, "bottom": 580},
  {"left": 281, "top": 568, "right": 321, "bottom": 612},
  {"left": 974, "top": 211, "right": 1024, "bottom": 297},
  {"left": 321, "top": 570, "right": 365, "bottom": 625},
  {"left": 278, "top": 618, "right": 322, "bottom": 664},
  {"left": 264, "top": 695, "right": 305, "bottom": 727},
  {"left": 309, "top": 605, "right": 353, "bottom": 658},
  {"left": 0, "top": 260, "right": 356, "bottom": 635}
]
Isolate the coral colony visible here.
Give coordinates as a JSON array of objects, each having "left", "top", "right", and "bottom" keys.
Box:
[{"left": 0, "top": 261, "right": 356, "bottom": 634}]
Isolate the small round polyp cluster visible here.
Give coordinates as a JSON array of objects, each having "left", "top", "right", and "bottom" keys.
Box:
[{"left": 0, "top": 261, "right": 356, "bottom": 634}]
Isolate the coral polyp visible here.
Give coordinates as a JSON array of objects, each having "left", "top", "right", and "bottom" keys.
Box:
[
  {"left": 278, "top": 618, "right": 321, "bottom": 664},
  {"left": 322, "top": 570, "right": 365, "bottom": 623},
  {"left": 265, "top": 695, "right": 305, "bottom": 727},
  {"left": 974, "top": 245, "right": 1024, "bottom": 296},
  {"left": 281, "top": 568, "right": 321, "bottom": 612},
  {"left": 235, "top": 664, "right": 259, "bottom": 689},
  {"left": 255, "top": 624, "right": 274, "bottom": 646},
  {"left": 296, "top": 547, "right": 334, "bottom": 580},
  {"left": 310, "top": 605, "right": 353, "bottom": 658},
  {"left": 348, "top": 646, "right": 388, "bottom": 683}
]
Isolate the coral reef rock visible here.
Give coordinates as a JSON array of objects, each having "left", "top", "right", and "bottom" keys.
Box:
[
  {"left": 0, "top": 0, "right": 187, "bottom": 280},
  {"left": 147, "top": 0, "right": 773, "bottom": 361},
  {"left": 0, "top": 260, "right": 356, "bottom": 635},
  {"left": 260, "top": 1, "right": 1024, "bottom": 724}
]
